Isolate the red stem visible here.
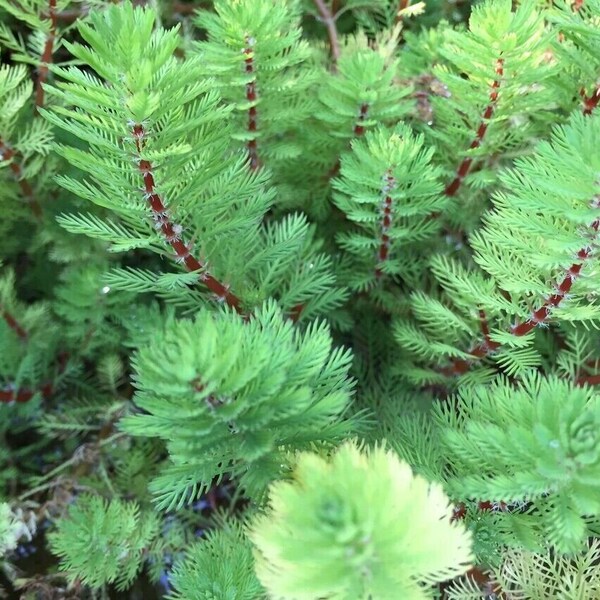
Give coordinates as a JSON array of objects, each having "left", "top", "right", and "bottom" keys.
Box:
[
  {"left": 289, "top": 303, "right": 305, "bottom": 322},
  {"left": 244, "top": 38, "right": 260, "bottom": 171},
  {"left": 324, "top": 102, "right": 371, "bottom": 182},
  {"left": 313, "top": 0, "right": 340, "bottom": 72},
  {"left": 444, "top": 58, "right": 504, "bottom": 197},
  {"left": 478, "top": 308, "right": 491, "bottom": 341},
  {"left": 35, "top": 0, "right": 57, "bottom": 113},
  {"left": 131, "top": 123, "right": 244, "bottom": 314},
  {"left": 375, "top": 171, "right": 396, "bottom": 278},
  {"left": 0, "top": 351, "right": 68, "bottom": 404},
  {"left": 449, "top": 199, "right": 600, "bottom": 375},
  {"left": 353, "top": 103, "right": 370, "bottom": 136},
  {"left": 395, "top": 0, "right": 411, "bottom": 23},
  {"left": 581, "top": 85, "right": 600, "bottom": 116},
  {"left": 0, "top": 138, "right": 42, "bottom": 219},
  {"left": 0, "top": 383, "right": 51, "bottom": 404},
  {"left": 1, "top": 307, "right": 28, "bottom": 340},
  {"left": 577, "top": 374, "right": 600, "bottom": 386}
]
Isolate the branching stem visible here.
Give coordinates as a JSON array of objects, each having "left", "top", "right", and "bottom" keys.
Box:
[
  {"left": 131, "top": 123, "right": 243, "bottom": 314},
  {"left": 445, "top": 58, "right": 504, "bottom": 197},
  {"left": 395, "top": 0, "right": 412, "bottom": 23},
  {"left": 450, "top": 198, "right": 600, "bottom": 374}
]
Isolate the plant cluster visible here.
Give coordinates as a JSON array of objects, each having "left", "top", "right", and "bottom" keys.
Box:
[{"left": 1, "top": 0, "right": 600, "bottom": 598}]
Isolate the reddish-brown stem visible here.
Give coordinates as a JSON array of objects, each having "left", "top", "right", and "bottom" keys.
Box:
[
  {"left": 478, "top": 308, "right": 492, "bottom": 346},
  {"left": 0, "top": 351, "right": 68, "bottom": 404},
  {"left": 353, "top": 103, "right": 369, "bottom": 136},
  {"left": 449, "top": 198, "right": 600, "bottom": 375},
  {"left": 444, "top": 58, "right": 504, "bottom": 197},
  {"left": 375, "top": 171, "right": 396, "bottom": 279},
  {"left": 313, "top": 0, "right": 340, "bottom": 72},
  {"left": 581, "top": 86, "right": 600, "bottom": 116},
  {"left": 395, "top": 0, "right": 411, "bottom": 23},
  {"left": 244, "top": 38, "right": 260, "bottom": 171},
  {"left": 35, "top": 0, "right": 57, "bottom": 112},
  {"left": 0, "top": 138, "right": 42, "bottom": 219},
  {"left": 577, "top": 374, "right": 600, "bottom": 386},
  {"left": 131, "top": 123, "right": 243, "bottom": 314},
  {"left": 324, "top": 102, "right": 370, "bottom": 182},
  {"left": 1, "top": 306, "right": 28, "bottom": 340},
  {"left": 0, "top": 384, "right": 50, "bottom": 403},
  {"left": 289, "top": 303, "right": 305, "bottom": 322}
]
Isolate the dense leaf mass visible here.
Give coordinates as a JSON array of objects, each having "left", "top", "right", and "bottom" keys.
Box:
[{"left": 1, "top": 0, "right": 600, "bottom": 598}]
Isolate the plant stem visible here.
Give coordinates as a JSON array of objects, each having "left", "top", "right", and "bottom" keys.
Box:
[
  {"left": 1, "top": 306, "right": 28, "bottom": 340},
  {"left": 450, "top": 198, "right": 600, "bottom": 375},
  {"left": 35, "top": 0, "right": 57, "bottom": 113},
  {"left": 581, "top": 85, "right": 600, "bottom": 115},
  {"left": 0, "top": 351, "right": 69, "bottom": 404},
  {"left": 131, "top": 123, "right": 244, "bottom": 314},
  {"left": 0, "top": 138, "right": 42, "bottom": 218},
  {"left": 313, "top": 0, "right": 340, "bottom": 72},
  {"left": 17, "top": 432, "right": 127, "bottom": 500},
  {"left": 244, "top": 37, "right": 260, "bottom": 171},
  {"left": 353, "top": 103, "right": 369, "bottom": 136},
  {"left": 395, "top": 0, "right": 412, "bottom": 23},
  {"left": 444, "top": 57, "right": 504, "bottom": 197},
  {"left": 375, "top": 171, "right": 396, "bottom": 279}
]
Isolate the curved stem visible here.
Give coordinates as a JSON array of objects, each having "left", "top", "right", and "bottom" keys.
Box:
[{"left": 313, "top": 0, "right": 340, "bottom": 72}]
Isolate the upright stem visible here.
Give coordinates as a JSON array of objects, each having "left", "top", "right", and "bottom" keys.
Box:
[
  {"left": 35, "top": 0, "right": 57, "bottom": 113},
  {"left": 131, "top": 123, "right": 244, "bottom": 314},
  {"left": 449, "top": 197, "right": 600, "bottom": 375},
  {"left": 313, "top": 0, "right": 340, "bottom": 72},
  {"left": 324, "top": 102, "right": 371, "bottom": 182},
  {"left": 243, "top": 37, "right": 260, "bottom": 171},
  {"left": 375, "top": 171, "right": 396, "bottom": 279},
  {"left": 0, "top": 138, "right": 42, "bottom": 219},
  {"left": 445, "top": 58, "right": 504, "bottom": 197}
]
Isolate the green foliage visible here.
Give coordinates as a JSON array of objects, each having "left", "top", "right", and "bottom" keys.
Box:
[
  {"left": 170, "top": 517, "right": 265, "bottom": 600},
  {"left": 48, "top": 494, "right": 159, "bottom": 590},
  {"left": 43, "top": 1, "right": 345, "bottom": 320},
  {"left": 434, "top": 373, "right": 600, "bottom": 554},
  {"left": 425, "top": 0, "right": 558, "bottom": 229},
  {"left": 395, "top": 112, "right": 600, "bottom": 384},
  {"left": 333, "top": 123, "right": 445, "bottom": 289},
  {"left": 194, "top": 0, "right": 315, "bottom": 169},
  {"left": 493, "top": 540, "right": 600, "bottom": 599},
  {"left": 250, "top": 441, "right": 473, "bottom": 599},
  {"left": 122, "top": 300, "right": 358, "bottom": 509},
  {"left": 550, "top": 0, "right": 600, "bottom": 112},
  {"left": 0, "top": 267, "right": 58, "bottom": 393},
  {"left": 0, "top": 503, "right": 21, "bottom": 558},
  {"left": 3, "top": 0, "right": 600, "bottom": 596}
]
